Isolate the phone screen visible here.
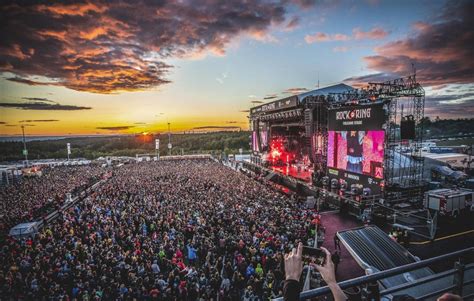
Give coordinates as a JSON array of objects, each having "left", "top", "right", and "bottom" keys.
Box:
[{"left": 302, "top": 246, "right": 325, "bottom": 265}]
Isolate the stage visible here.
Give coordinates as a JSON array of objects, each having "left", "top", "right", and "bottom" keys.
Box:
[
  {"left": 250, "top": 76, "right": 426, "bottom": 203},
  {"left": 270, "top": 164, "right": 312, "bottom": 183}
]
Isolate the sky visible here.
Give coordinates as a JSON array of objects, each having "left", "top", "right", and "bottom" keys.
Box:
[{"left": 0, "top": 0, "right": 473, "bottom": 136}]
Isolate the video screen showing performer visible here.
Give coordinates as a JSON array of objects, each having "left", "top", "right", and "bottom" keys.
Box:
[
  {"left": 344, "top": 131, "right": 364, "bottom": 173},
  {"left": 327, "top": 130, "right": 384, "bottom": 179}
]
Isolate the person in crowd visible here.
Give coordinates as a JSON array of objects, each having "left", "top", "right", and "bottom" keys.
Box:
[
  {"left": 3, "top": 160, "right": 461, "bottom": 300},
  {"left": 0, "top": 159, "right": 319, "bottom": 300},
  {"left": 283, "top": 243, "right": 347, "bottom": 301},
  {"left": 0, "top": 165, "right": 104, "bottom": 236},
  {"left": 283, "top": 245, "right": 462, "bottom": 301},
  {"left": 402, "top": 229, "right": 411, "bottom": 247},
  {"left": 334, "top": 234, "right": 341, "bottom": 251},
  {"left": 332, "top": 251, "right": 341, "bottom": 275},
  {"left": 389, "top": 228, "right": 399, "bottom": 242}
]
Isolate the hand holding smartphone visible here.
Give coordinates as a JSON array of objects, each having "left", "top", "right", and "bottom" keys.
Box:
[{"left": 302, "top": 246, "right": 326, "bottom": 265}]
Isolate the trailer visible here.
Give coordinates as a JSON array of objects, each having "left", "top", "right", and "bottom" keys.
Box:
[{"left": 424, "top": 188, "right": 473, "bottom": 217}]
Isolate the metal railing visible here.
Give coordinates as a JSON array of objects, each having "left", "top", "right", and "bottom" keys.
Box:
[{"left": 273, "top": 247, "right": 473, "bottom": 300}]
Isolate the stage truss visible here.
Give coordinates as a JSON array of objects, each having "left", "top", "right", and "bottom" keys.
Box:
[
  {"left": 250, "top": 74, "right": 425, "bottom": 202},
  {"left": 310, "top": 74, "right": 425, "bottom": 201}
]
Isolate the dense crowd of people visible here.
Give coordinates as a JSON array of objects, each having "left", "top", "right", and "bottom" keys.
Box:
[
  {"left": 0, "top": 159, "right": 321, "bottom": 300},
  {"left": 0, "top": 165, "right": 105, "bottom": 236}
]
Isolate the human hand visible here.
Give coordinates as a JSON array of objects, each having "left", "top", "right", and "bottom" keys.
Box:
[
  {"left": 312, "top": 247, "right": 336, "bottom": 285},
  {"left": 284, "top": 242, "right": 303, "bottom": 281}
]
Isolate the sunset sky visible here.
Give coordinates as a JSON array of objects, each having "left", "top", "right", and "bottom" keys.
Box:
[{"left": 1, "top": 0, "right": 473, "bottom": 136}]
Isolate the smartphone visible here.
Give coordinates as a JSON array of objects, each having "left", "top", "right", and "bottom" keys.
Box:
[
  {"left": 302, "top": 246, "right": 323, "bottom": 257},
  {"left": 302, "top": 246, "right": 326, "bottom": 265}
]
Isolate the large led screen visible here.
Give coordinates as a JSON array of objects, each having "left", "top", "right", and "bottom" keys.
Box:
[
  {"left": 327, "top": 130, "right": 384, "bottom": 179},
  {"left": 252, "top": 131, "right": 259, "bottom": 152}
]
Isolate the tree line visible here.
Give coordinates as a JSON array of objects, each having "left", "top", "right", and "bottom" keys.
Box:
[{"left": 0, "top": 131, "right": 251, "bottom": 162}]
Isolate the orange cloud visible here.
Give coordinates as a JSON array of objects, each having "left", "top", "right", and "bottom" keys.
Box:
[
  {"left": 1, "top": 44, "right": 33, "bottom": 60},
  {"left": 333, "top": 33, "right": 350, "bottom": 41},
  {"left": 305, "top": 32, "right": 329, "bottom": 43},
  {"left": 79, "top": 27, "right": 107, "bottom": 40},
  {"left": 353, "top": 27, "right": 388, "bottom": 40},
  {"left": 282, "top": 87, "right": 308, "bottom": 94},
  {"left": 305, "top": 27, "right": 386, "bottom": 44},
  {"left": 345, "top": 1, "right": 473, "bottom": 87},
  {"left": 1, "top": 0, "right": 299, "bottom": 94},
  {"left": 36, "top": 2, "right": 107, "bottom": 16}
]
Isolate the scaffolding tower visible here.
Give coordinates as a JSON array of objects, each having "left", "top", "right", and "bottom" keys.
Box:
[{"left": 306, "top": 74, "right": 425, "bottom": 202}]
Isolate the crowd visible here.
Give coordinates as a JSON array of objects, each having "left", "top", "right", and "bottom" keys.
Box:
[
  {"left": 0, "top": 159, "right": 322, "bottom": 300},
  {"left": 0, "top": 165, "right": 105, "bottom": 236}
]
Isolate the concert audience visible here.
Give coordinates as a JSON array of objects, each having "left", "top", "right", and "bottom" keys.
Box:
[
  {"left": 0, "top": 165, "right": 104, "bottom": 236},
  {"left": 0, "top": 160, "right": 321, "bottom": 300}
]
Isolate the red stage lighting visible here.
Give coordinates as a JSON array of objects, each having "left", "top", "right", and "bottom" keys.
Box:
[
  {"left": 268, "top": 137, "right": 295, "bottom": 165},
  {"left": 271, "top": 148, "right": 281, "bottom": 158}
]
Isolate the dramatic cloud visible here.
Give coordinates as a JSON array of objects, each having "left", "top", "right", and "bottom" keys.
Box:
[
  {"left": 282, "top": 87, "right": 308, "bottom": 94},
  {"left": 417, "top": 84, "right": 473, "bottom": 118},
  {"left": 0, "top": 101, "right": 91, "bottom": 110},
  {"left": 305, "top": 27, "right": 387, "bottom": 44},
  {"left": 0, "top": 1, "right": 299, "bottom": 93},
  {"left": 425, "top": 83, "right": 474, "bottom": 118},
  {"left": 96, "top": 126, "right": 135, "bottom": 131},
  {"left": 134, "top": 122, "right": 147, "bottom": 125},
  {"left": 425, "top": 91, "right": 474, "bottom": 118},
  {"left": 345, "top": 1, "right": 473, "bottom": 87},
  {"left": 239, "top": 110, "right": 250, "bottom": 113},
  {"left": 0, "top": 122, "right": 6, "bottom": 124},
  {"left": 19, "top": 119, "right": 59, "bottom": 122},
  {"left": 251, "top": 100, "right": 264, "bottom": 104},
  {"left": 226, "top": 121, "right": 238, "bottom": 124},
  {"left": 343, "top": 72, "right": 400, "bottom": 88}
]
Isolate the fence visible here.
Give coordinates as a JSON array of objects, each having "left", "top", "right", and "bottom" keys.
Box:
[
  {"left": 371, "top": 204, "right": 437, "bottom": 240},
  {"left": 273, "top": 247, "right": 474, "bottom": 300}
]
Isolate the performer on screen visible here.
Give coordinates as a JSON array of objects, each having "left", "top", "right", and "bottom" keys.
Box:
[{"left": 341, "top": 131, "right": 365, "bottom": 174}]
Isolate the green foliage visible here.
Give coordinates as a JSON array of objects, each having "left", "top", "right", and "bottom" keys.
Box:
[{"left": 0, "top": 131, "right": 251, "bottom": 162}]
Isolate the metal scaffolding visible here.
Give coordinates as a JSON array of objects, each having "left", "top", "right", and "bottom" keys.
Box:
[{"left": 303, "top": 74, "right": 426, "bottom": 202}]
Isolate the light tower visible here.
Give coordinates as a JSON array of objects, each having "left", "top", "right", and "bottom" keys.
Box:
[
  {"left": 21, "top": 125, "right": 29, "bottom": 167},
  {"left": 167, "top": 122, "right": 171, "bottom": 156}
]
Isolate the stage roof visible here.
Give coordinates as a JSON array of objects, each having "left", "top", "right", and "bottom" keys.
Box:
[
  {"left": 250, "top": 83, "right": 354, "bottom": 116},
  {"left": 297, "top": 83, "right": 353, "bottom": 102},
  {"left": 249, "top": 83, "right": 354, "bottom": 116}
]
